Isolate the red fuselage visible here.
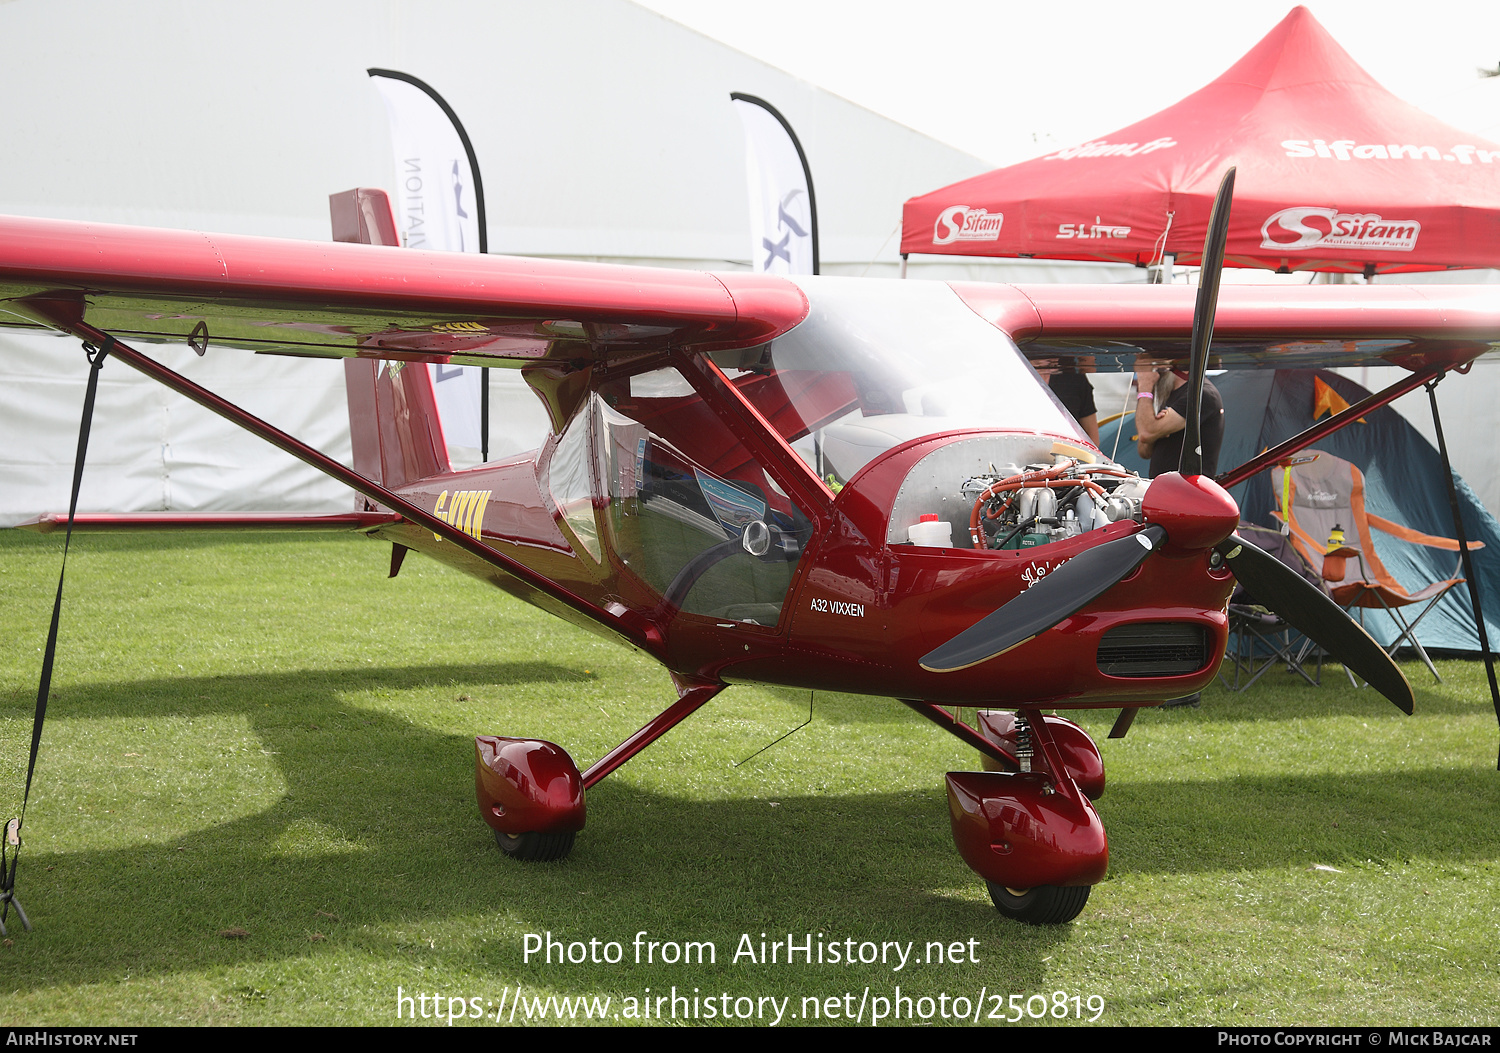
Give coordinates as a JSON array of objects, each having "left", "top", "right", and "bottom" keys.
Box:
[{"left": 379, "top": 423, "right": 1237, "bottom": 710}]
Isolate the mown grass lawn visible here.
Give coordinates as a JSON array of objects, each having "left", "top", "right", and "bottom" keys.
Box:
[{"left": 1, "top": 529, "right": 1496, "bottom": 1026}]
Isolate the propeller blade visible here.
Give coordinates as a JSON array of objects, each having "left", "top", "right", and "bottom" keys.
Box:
[
  {"left": 921, "top": 525, "right": 1167, "bottom": 673},
  {"left": 1217, "top": 536, "right": 1414, "bottom": 714},
  {"left": 1181, "top": 167, "right": 1235, "bottom": 477}
]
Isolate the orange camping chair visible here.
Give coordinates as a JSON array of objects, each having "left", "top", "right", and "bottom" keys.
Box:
[{"left": 1273, "top": 450, "right": 1479, "bottom": 683}]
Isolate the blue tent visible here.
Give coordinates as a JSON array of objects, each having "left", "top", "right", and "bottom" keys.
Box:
[{"left": 1099, "top": 369, "right": 1500, "bottom": 653}]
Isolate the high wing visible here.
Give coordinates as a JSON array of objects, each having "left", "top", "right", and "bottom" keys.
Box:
[
  {"left": 955, "top": 281, "right": 1500, "bottom": 373},
  {"left": 1, "top": 215, "right": 1497, "bottom": 374},
  {"left": 5, "top": 212, "right": 1496, "bottom": 534},
  {"left": 0, "top": 215, "right": 809, "bottom": 364}
]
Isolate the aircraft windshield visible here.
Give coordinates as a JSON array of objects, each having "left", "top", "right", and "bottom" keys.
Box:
[{"left": 713, "top": 277, "right": 1088, "bottom": 484}]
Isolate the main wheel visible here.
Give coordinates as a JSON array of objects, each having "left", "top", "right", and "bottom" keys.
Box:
[
  {"left": 986, "top": 882, "right": 1091, "bottom": 924},
  {"left": 494, "top": 828, "right": 576, "bottom": 862}
]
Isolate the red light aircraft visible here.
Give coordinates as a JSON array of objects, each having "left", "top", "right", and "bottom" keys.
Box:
[{"left": 2, "top": 178, "right": 1490, "bottom": 924}]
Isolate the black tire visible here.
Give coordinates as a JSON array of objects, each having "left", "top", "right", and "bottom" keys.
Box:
[
  {"left": 986, "top": 882, "right": 1091, "bottom": 924},
  {"left": 494, "top": 828, "right": 576, "bottom": 862}
]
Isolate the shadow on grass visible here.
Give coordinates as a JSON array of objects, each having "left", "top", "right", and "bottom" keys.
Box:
[
  {"left": 1, "top": 661, "right": 1496, "bottom": 998},
  {"left": 0, "top": 662, "right": 594, "bottom": 719},
  {"left": 0, "top": 663, "right": 1064, "bottom": 995}
]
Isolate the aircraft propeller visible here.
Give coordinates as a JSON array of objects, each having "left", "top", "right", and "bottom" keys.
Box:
[
  {"left": 1179, "top": 169, "right": 1233, "bottom": 477},
  {"left": 1211, "top": 535, "right": 1412, "bottom": 711},
  {"left": 919, "top": 169, "right": 1414, "bottom": 715},
  {"left": 919, "top": 525, "right": 1165, "bottom": 671}
]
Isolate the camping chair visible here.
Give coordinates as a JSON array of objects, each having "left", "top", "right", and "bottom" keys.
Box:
[
  {"left": 1218, "top": 523, "right": 1323, "bottom": 692},
  {"left": 1273, "top": 450, "right": 1479, "bottom": 683}
]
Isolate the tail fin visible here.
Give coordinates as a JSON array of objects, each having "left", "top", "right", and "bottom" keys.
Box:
[
  {"left": 331, "top": 188, "right": 451, "bottom": 492},
  {"left": 342, "top": 355, "right": 450, "bottom": 491}
]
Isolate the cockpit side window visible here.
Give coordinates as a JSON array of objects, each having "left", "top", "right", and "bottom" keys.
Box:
[
  {"left": 547, "top": 404, "right": 602, "bottom": 562},
  {"left": 596, "top": 367, "right": 814, "bottom": 625}
]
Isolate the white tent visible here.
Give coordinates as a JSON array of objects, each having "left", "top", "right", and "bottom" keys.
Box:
[
  {"left": 0, "top": 0, "right": 1141, "bottom": 525},
  {"left": 13, "top": 2, "right": 1491, "bottom": 522}
]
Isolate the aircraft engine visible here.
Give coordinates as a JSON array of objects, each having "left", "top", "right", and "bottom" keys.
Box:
[{"left": 957, "top": 460, "right": 1150, "bottom": 551}]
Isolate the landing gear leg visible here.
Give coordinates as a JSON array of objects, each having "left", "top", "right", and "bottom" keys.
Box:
[
  {"left": 478, "top": 681, "right": 724, "bottom": 863},
  {"left": 941, "top": 708, "right": 1108, "bottom": 924}
]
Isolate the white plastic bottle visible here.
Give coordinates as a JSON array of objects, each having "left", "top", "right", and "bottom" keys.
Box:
[{"left": 907, "top": 513, "right": 953, "bottom": 547}]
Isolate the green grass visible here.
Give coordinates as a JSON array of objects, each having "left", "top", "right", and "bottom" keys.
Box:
[{"left": 1, "top": 529, "right": 1497, "bottom": 1026}]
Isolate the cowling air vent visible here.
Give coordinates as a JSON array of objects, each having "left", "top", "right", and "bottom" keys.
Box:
[{"left": 1097, "top": 623, "right": 1208, "bottom": 678}]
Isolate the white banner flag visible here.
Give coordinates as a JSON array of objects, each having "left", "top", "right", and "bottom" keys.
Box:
[
  {"left": 731, "top": 94, "right": 818, "bottom": 275},
  {"left": 369, "top": 68, "right": 487, "bottom": 451}
]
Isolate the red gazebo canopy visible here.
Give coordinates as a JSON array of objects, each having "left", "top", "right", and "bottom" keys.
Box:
[{"left": 902, "top": 7, "right": 1500, "bottom": 274}]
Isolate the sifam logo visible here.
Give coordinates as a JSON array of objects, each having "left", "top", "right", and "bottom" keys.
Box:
[
  {"left": 1043, "top": 137, "right": 1176, "bottom": 160},
  {"left": 1056, "top": 217, "right": 1132, "bottom": 240},
  {"left": 1260, "top": 206, "right": 1421, "bottom": 252},
  {"left": 933, "top": 205, "right": 1004, "bottom": 245},
  {"left": 1282, "top": 139, "right": 1500, "bottom": 163}
]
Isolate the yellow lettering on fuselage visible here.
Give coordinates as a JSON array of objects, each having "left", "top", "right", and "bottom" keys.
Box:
[
  {"left": 469, "top": 491, "right": 491, "bottom": 535},
  {"left": 431, "top": 489, "right": 492, "bottom": 542},
  {"left": 451, "top": 490, "right": 473, "bottom": 536}
]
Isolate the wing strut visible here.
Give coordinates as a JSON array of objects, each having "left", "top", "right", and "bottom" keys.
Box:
[
  {"left": 1216, "top": 362, "right": 1450, "bottom": 489},
  {"left": 27, "top": 316, "right": 665, "bottom": 662}
]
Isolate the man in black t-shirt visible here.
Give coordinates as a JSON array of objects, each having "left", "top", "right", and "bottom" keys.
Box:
[
  {"left": 1133, "top": 365, "right": 1224, "bottom": 478},
  {"left": 1046, "top": 369, "right": 1100, "bottom": 444}
]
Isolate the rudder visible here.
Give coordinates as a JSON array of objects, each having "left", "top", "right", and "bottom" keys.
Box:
[{"left": 332, "top": 187, "right": 451, "bottom": 491}]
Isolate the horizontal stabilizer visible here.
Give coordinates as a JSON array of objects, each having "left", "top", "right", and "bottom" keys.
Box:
[{"left": 17, "top": 511, "right": 401, "bottom": 533}]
